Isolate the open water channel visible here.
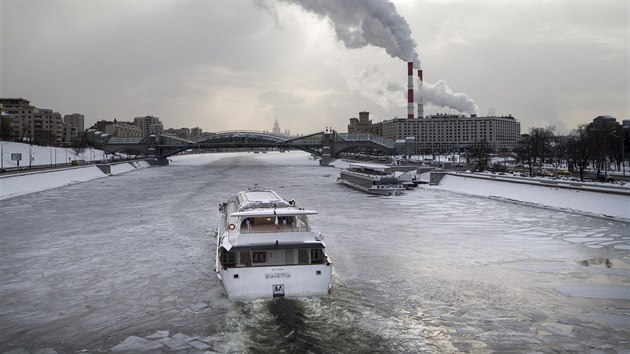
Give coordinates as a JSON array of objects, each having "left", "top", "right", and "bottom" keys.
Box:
[{"left": 1, "top": 152, "right": 629, "bottom": 353}]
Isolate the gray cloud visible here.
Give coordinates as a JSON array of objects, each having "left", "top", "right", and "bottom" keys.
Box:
[{"left": 0, "top": 0, "right": 627, "bottom": 134}]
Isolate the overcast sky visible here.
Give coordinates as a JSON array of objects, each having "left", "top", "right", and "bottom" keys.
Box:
[{"left": 1, "top": 0, "right": 628, "bottom": 135}]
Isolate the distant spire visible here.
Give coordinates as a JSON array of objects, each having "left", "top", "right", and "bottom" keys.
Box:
[{"left": 272, "top": 116, "right": 281, "bottom": 134}]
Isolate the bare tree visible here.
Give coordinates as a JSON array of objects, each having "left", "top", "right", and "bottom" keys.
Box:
[
  {"left": 608, "top": 126, "right": 624, "bottom": 173},
  {"left": 0, "top": 116, "right": 15, "bottom": 141},
  {"left": 34, "top": 130, "right": 55, "bottom": 146},
  {"left": 71, "top": 133, "right": 89, "bottom": 159},
  {"left": 529, "top": 126, "right": 555, "bottom": 172},
  {"left": 567, "top": 125, "right": 591, "bottom": 181},
  {"left": 514, "top": 134, "right": 533, "bottom": 175},
  {"left": 469, "top": 140, "right": 492, "bottom": 171},
  {"left": 587, "top": 120, "right": 618, "bottom": 178}
]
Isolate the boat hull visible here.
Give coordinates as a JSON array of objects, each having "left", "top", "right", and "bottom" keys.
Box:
[
  {"left": 338, "top": 178, "right": 402, "bottom": 195},
  {"left": 338, "top": 170, "right": 404, "bottom": 196},
  {"left": 218, "top": 263, "right": 332, "bottom": 300}
]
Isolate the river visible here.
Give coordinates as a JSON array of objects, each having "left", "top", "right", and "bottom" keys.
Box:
[{"left": 1, "top": 151, "right": 629, "bottom": 353}]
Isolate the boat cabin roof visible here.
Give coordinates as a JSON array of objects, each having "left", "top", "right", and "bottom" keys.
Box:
[
  {"left": 236, "top": 189, "right": 293, "bottom": 211},
  {"left": 348, "top": 162, "right": 389, "bottom": 173},
  {"left": 240, "top": 190, "right": 282, "bottom": 203}
]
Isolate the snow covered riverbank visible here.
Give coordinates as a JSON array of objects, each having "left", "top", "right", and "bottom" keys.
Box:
[
  {"left": 430, "top": 172, "right": 630, "bottom": 221},
  {"left": 1, "top": 141, "right": 108, "bottom": 169},
  {"left": 0, "top": 161, "right": 150, "bottom": 200}
]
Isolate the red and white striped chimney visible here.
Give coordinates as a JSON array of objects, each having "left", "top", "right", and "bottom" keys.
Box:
[
  {"left": 407, "top": 62, "right": 414, "bottom": 119},
  {"left": 417, "top": 69, "right": 424, "bottom": 118}
]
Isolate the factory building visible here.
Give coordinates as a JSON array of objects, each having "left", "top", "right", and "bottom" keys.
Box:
[
  {"left": 345, "top": 61, "right": 520, "bottom": 153},
  {"left": 380, "top": 114, "right": 520, "bottom": 153},
  {"left": 348, "top": 113, "right": 520, "bottom": 153}
]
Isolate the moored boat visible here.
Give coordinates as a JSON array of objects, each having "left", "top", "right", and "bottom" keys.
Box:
[
  {"left": 337, "top": 163, "right": 406, "bottom": 196},
  {"left": 215, "top": 186, "right": 332, "bottom": 300}
]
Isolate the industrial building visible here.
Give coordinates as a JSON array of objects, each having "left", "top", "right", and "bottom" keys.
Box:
[
  {"left": 381, "top": 114, "right": 520, "bottom": 153},
  {"left": 346, "top": 62, "right": 521, "bottom": 153},
  {"left": 349, "top": 112, "right": 520, "bottom": 153}
]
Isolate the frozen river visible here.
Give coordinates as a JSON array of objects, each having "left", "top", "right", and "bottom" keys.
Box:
[{"left": 1, "top": 151, "right": 629, "bottom": 353}]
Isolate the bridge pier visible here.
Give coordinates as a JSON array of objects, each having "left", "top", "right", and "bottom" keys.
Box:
[
  {"left": 319, "top": 155, "right": 334, "bottom": 166},
  {"left": 319, "top": 129, "right": 335, "bottom": 166},
  {"left": 146, "top": 158, "right": 169, "bottom": 166}
]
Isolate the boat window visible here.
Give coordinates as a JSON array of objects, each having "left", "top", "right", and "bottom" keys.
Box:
[
  {"left": 239, "top": 216, "right": 305, "bottom": 233},
  {"left": 239, "top": 251, "right": 251, "bottom": 266},
  {"left": 296, "top": 215, "right": 310, "bottom": 231},
  {"left": 310, "top": 248, "right": 323, "bottom": 264},
  {"left": 221, "top": 250, "right": 237, "bottom": 267},
  {"left": 252, "top": 251, "right": 266, "bottom": 263},
  {"left": 241, "top": 218, "right": 252, "bottom": 232},
  {"left": 298, "top": 249, "right": 309, "bottom": 264}
]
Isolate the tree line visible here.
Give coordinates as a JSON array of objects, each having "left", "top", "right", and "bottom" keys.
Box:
[{"left": 513, "top": 121, "right": 628, "bottom": 181}]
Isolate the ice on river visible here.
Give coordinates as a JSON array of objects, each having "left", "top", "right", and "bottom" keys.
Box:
[{"left": 1, "top": 151, "right": 629, "bottom": 353}]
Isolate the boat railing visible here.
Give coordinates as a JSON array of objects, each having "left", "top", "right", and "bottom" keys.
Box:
[{"left": 239, "top": 224, "right": 309, "bottom": 233}]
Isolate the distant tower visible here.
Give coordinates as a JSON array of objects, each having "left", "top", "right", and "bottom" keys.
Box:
[
  {"left": 417, "top": 69, "right": 424, "bottom": 119},
  {"left": 407, "top": 62, "right": 414, "bottom": 119},
  {"left": 272, "top": 118, "right": 281, "bottom": 134}
]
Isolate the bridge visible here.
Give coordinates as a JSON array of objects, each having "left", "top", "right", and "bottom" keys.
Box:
[{"left": 96, "top": 129, "right": 396, "bottom": 165}]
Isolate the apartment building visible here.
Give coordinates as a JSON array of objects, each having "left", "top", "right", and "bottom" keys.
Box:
[
  {"left": 134, "top": 116, "right": 163, "bottom": 137},
  {"left": 349, "top": 113, "right": 521, "bottom": 153},
  {"left": 64, "top": 113, "right": 85, "bottom": 142}
]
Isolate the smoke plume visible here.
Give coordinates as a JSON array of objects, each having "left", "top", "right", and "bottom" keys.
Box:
[
  {"left": 421, "top": 80, "right": 479, "bottom": 114},
  {"left": 276, "top": 0, "right": 479, "bottom": 114},
  {"left": 278, "top": 0, "right": 420, "bottom": 68}
]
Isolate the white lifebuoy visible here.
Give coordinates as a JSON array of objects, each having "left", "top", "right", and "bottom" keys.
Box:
[{"left": 228, "top": 224, "right": 236, "bottom": 230}]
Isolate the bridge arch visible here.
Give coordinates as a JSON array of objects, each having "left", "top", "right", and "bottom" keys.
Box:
[
  {"left": 194, "top": 131, "right": 288, "bottom": 144},
  {"left": 98, "top": 129, "right": 396, "bottom": 165}
]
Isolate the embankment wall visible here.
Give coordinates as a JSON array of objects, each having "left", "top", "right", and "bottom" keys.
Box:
[{"left": 431, "top": 172, "right": 630, "bottom": 221}]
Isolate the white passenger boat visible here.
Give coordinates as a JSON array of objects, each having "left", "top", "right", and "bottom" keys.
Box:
[
  {"left": 215, "top": 186, "right": 332, "bottom": 300},
  {"left": 338, "top": 163, "right": 405, "bottom": 196}
]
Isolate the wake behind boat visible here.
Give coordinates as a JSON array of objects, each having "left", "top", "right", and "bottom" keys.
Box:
[{"left": 215, "top": 186, "right": 332, "bottom": 300}]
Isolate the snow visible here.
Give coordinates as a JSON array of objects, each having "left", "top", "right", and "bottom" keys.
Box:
[
  {"left": 0, "top": 166, "right": 106, "bottom": 200},
  {"left": 110, "top": 162, "right": 136, "bottom": 175},
  {"left": 431, "top": 173, "right": 630, "bottom": 221},
  {"left": 0, "top": 162, "right": 149, "bottom": 200},
  {"left": 329, "top": 159, "right": 350, "bottom": 169},
  {"left": 0, "top": 141, "right": 108, "bottom": 168}
]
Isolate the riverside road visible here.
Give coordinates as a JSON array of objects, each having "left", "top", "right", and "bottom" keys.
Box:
[{"left": 1, "top": 151, "right": 629, "bottom": 353}]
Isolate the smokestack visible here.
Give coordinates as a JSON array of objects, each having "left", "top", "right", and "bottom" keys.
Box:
[
  {"left": 407, "top": 62, "right": 414, "bottom": 119},
  {"left": 417, "top": 69, "right": 424, "bottom": 118}
]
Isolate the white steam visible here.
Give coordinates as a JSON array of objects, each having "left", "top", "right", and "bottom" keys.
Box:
[
  {"left": 278, "top": 0, "right": 420, "bottom": 67},
  {"left": 421, "top": 80, "right": 479, "bottom": 114},
  {"left": 274, "top": 0, "right": 479, "bottom": 114}
]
